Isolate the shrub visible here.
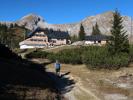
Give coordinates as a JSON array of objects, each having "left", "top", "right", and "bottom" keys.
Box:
[
  {"left": 104, "top": 53, "right": 129, "bottom": 69},
  {"left": 82, "top": 46, "right": 107, "bottom": 69},
  {"left": 46, "top": 53, "right": 57, "bottom": 62},
  {"left": 82, "top": 46, "right": 130, "bottom": 69},
  {"left": 47, "top": 48, "right": 82, "bottom": 64},
  {"left": 130, "top": 45, "right": 133, "bottom": 62},
  {"left": 0, "top": 44, "right": 21, "bottom": 60},
  {"left": 25, "top": 51, "right": 50, "bottom": 59},
  {"left": 26, "top": 45, "right": 131, "bottom": 69}
]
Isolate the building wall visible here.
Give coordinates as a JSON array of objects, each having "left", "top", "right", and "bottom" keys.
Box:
[
  {"left": 101, "top": 40, "right": 107, "bottom": 45},
  {"left": 85, "top": 41, "right": 95, "bottom": 45},
  {"left": 20, "top": 31, "right": 48, "bottom": 49},
  {"left": 51, "top": 39, "right": 67, "bottom": 46},
  {"left": 19, "top": 32, "right": 49, "bottom": 46},
  {"left": 20, "top": 45, "right": 46, "bottom": 49},
  {"left": 19, "top": 31, "right": 69, "bottom": 49},
  {"left": 85, "top": 40, "right": 107, "bottom": 45}
]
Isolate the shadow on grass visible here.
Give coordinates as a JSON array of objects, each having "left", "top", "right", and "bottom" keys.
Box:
[
  {"left": 46, "top": 71, "right": 75, "bottom": 94},
  {"left": 61, "top": 72, "right": 71, "bottom": 77},
  {"left": 0, "top": 59, "right": 75, "bottom": 99}
]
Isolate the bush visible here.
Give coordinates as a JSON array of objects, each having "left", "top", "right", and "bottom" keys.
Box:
[
  {"left": 25, "top": 51, "right": 50, "bottom": 59},
  {"left": 25, "top": 45, "right": 131, "bottom": 69},
  {"left": 82, "top": 46, "right": 107, "bottom": 67},
  {"left": 104, "top": 53, "right": 129, "bottom": 69},
  {"left": 46, "top": 53, "right": 57, "bottom": 62},
  {"left": 0, "top": 44, "right": 21, "bottom": 60},
  {"left": 130, "top": 45, "right": 133, "bottom": 62},
  {"left": 82, "top": 46, "right": 130, "bottom": 69},
  {"left": 47, "top": 48, "right": 82, "bottom": 64}
]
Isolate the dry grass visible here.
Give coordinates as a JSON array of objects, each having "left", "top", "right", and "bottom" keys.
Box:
[
  {"left": 97, "top": 81, "right": 129, "bottom": 96},
  {"left": 46, "top": 63, "right": 133, "bottom": 100},
  {"left": 7, "top": 86, "right": 57, "bottom": 100}
]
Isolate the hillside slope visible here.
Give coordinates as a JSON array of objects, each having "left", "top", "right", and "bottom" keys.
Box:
[{"left": 0, "top": 44, "right": 62, "bottom": 99}]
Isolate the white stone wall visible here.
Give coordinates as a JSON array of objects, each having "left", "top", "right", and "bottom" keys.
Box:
[
  {"left": 101, "top": 40, "right": 107, "bottom": 45},
  {"left": 51, "top": 39, "right": 67, "bottom": 46},
  {"left": 20, "top": 45, "right": 46, "bottom": 49},
  {"left": 85, "top": 40, "right": 107, "bottom": 45},
  {"left": 85, "top": 41, "right": 95, "bottom": 45}
]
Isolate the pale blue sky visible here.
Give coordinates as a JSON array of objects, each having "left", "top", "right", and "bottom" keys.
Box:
[{"left": 0, "top": 0, "right": 132, "bottom": 24}]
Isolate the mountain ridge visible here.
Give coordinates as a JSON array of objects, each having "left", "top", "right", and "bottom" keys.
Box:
[{"left": 0, "top": 11, "right": 133, "bottom": 38}]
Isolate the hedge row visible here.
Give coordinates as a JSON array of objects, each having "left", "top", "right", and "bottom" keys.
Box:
[
  {"left": 47, "top": 46, "right": 131, "bottom": 69},
  {"left": 25, "top": 50, "right": 50, "bottom": 59},
  {"left": 82, "top": 47, "right": 129, "bottom": 69},
  {"left": 25, "top": 46, "right": 132, "bottom": 69},
  {"left": 47, "top": 48, "right": 82, "bottom": 64}
]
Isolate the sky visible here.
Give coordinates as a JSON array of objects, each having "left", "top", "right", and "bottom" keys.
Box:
[{"left": 0, "top": 0, "right": 132, "bottom": 24}]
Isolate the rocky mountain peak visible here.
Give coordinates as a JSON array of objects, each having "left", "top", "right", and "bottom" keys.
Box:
[
  {"left": 101, "top": 11, "right": 114, "bottom": 16},
  {"left": 16, "top": 13, "right": 45, "bottom": 30},
  {"left": 20, "top": 13, "right": 44, "bottom": 21}
]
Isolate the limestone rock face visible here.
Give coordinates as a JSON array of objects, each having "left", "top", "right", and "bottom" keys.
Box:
[{"left": 16, "top": 14, "right": 45, "bottom": 30}]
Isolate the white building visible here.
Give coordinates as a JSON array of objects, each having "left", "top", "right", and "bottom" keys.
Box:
[
  {"left": 85, "top": 35, "right": 109, "bottom": 46},
  {"left": 19, "top": 28, "right": 70, "bottom": 49}
]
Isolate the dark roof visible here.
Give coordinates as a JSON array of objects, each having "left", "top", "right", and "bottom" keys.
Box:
[
  {"left": 85, "top": 34, "right": 110, "bottom": 41},
  {"left": 29, "top": 28, "right": 69, "bottom": 39},
  {"left": 48, "top": 32, "right": 69, "bottom": 39}
]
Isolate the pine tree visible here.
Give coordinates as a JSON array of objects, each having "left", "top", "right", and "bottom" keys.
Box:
[
  {"left": 78, "top": 24, "right": 85, "bottom": 40},
  {"left": 0, "top": 23, "right": 29, "bottom": 49},
  {"left": 92, "top": 22, "right": 101, "bottom": 35},
  {"left": 108, "top": 10, "right": 129, "bottom": 54},
  {"left": 10, "top": 23, "right": 14, "bottom": 28},
  {"left": 0, "top": 24, "right": 8, "bottom": 44},
  {"left": 71, "top": 35, "right": 78, "bottom": 43}
]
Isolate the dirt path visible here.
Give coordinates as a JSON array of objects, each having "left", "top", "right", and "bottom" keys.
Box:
[
  {"left": 64, "top": 76, "right": 101, "bottom": 100},
  {"left": 46, "top": 64, "right": 101, "bottom": 100},
  {"left": 46, "top": 63, "right": 133, "bottom": 100},
  {"left": 29, "top": 58, "right": 133, "bottom": 100}
]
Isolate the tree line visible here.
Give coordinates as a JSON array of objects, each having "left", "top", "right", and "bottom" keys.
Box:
[{"left": 0, "top": 23, "right": 30, "bottom": 49}]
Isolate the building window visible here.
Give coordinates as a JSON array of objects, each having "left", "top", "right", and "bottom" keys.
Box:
[
  {"left": 31, "top": 39, "right": 37, "bottom": 41},
  {"left": 98, "top": 41, "right": 101, "bottom": 43},
  {"left": 38, "top": 39, "right": 43, "bottom": 41},
  {"left": 30, "top": 39, "right": 34, "bottom": 41},
  {"left": 60, "top": 39, "right": 64, "bottom": 41},
  {"left": 52, "top": 40, "right": 56, "bottom": 43}
]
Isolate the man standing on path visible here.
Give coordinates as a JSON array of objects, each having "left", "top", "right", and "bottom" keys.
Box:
[{"left": 54, "top": 60, "right": 61, "bottom": 77}]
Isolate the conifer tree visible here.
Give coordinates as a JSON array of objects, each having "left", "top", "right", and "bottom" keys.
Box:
[
  {"left": 78, "top": 24, "right": 85, "bottom": 40},
  {"left": 10, "top": 23, "right": 14, "bottom": 28},
  {"left": 92, "top": 22, "right": 101, "bottom": 35},
  {"left": 108, "top": 10, "right": 129, "bottom": 54},
  {"left": 71, "top": 35, "right": 78, "bottom": 42}
]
